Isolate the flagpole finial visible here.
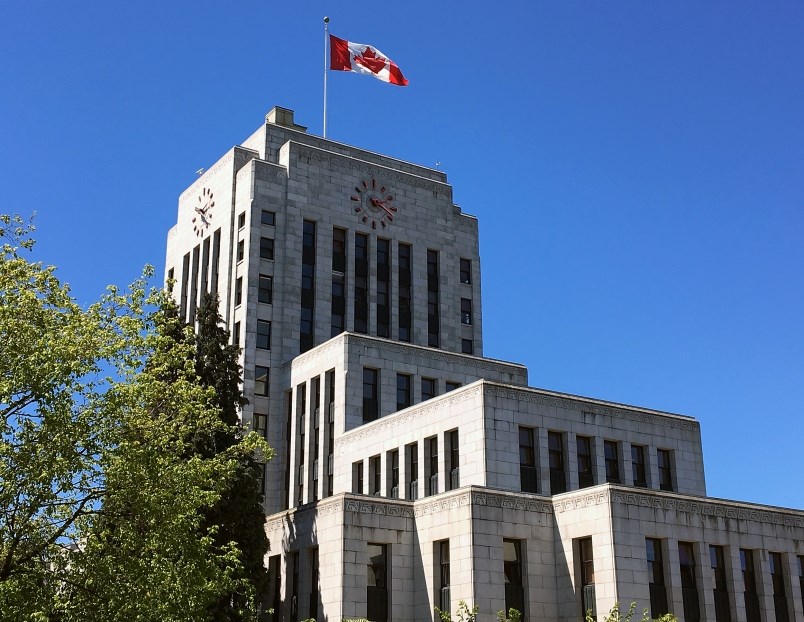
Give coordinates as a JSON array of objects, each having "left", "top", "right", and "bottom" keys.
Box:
[{"left": 324, "top": 16, "right": 329, "bottom": 24}]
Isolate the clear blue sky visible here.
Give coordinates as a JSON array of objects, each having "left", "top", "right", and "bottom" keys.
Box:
[{"left": 2, "top": 2, "right": 802, "bottom": 509}]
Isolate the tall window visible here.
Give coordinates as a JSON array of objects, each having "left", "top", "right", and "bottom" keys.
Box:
[
  {"left": 438, "top": 540, "right": 451, "bottom": 615},
  {"left": 646, "top": 538, "right": 668, "bottom": 618},
  {"left": 326, "top": 370, "right": 335, "bottom": 497},
  {"left": 658, "top": 449, "right": 673, "bottom": 491},
  {"left": 311, "top": 378, "right": 320, "bottom": 502},
  {"left": 446, "top": 429, "right": 459, "bottom": 491},
  {"left": 770, "top": 552, "right": 790, "bottom": 622},
  {"left": 604, "top": 440, "right": 620, "bottom": 484},
  {"left": 258, "top": 274, "right": 273, "bottom": 304},
  {"left": 579, "top": 537, "right": 596, "bottom": 621},
  {"left": 398, "top": 243, "right": 412, "bottom": 342},
  {"left": 460, "top": 258, "right": 472, "bottom": 284},
  {"left": 577, "top": 435, "right": 594, "bottom": 488},
  {"left": 308, "top": 547, "right": 319, "bottom": 622},
  {"left": 260, "top": 236, "right": 275, "bottom": 260},
  {"left": 396, "top": 373, "right": 412, "bottom": 411},
  {"left": 427, "top": 249, "right": 440, "bottom": 347},
  {"left": 254, "top": 366, "right": 269, "bottom": 397},
  {"left": 710, "top": 546, "right": 731, "bottom": 622},
  {"left": 234, "top": 276, "right": 243, "bottom": 306},
  {"left": 180, "top": 253, "right": 190, "bottom": 318},
  {"left": 189, "top": 245, "right": 199, "bottom": 323},
  {"left": 503, "top": 540, "right": 525, "bottom": 618},
  {"left": 678, "top": 542, "right": 700, "bottom": 622},
  {"left": 353, "top": 461, "right": 364, "bottom": 494},
  {"left": 388, "top": 449, "right": 399, "bottom": 498},
  {"left": 253, "top": 413, "right": 268, "bottom": 438},
  {"left": 300, "top": 220, "right": 316, "bottom": 353},
  {"left": 367, "top": 544, "right": 388, "bottom": 622},
  {"left": 631, "top": 444, "right": 648, "bottom": 487},
  {"left": 422, "top": 377, "right": 437, "bottom": 402},
  {"left": 519, "top": 426, "right": 538, "bottom": 493},
  {"left": 297, "top": 383, "right": 306, "bottom": 505},
  {"left": 256, "top": 319, "right": 271, "bottom": 350},
  {"left": 363, "top": 368, "right": 379, "bottom": 423},
  {"left": 289, "top": 551, "right": 299, "bottom": 622},
  {"left": 548, "top": 431, "right": 566, "bottom": 494},
  {"left": 377, "top": 238, "right": 391, "bottom": 338},
  {"left": 369, "top": 455, "right": 381, "bottom": 496},
  {"left": 799, "top": 556, "right": 804, "bottom": 615},
  {"left": 427, "top": 436, "right": 438, "bottom": 496},
  {"left": 741, "top": 549, "right": 761, "bottom": 622},
  {"left": 460, "top": 298, "right": 472, "bottom": 325},
  {"left": 211, "top": 229, "right": 221, "bottom": 296},
  {"left": 407, "top": 442, "right": 419, "bottom": 500},
  {"left": 354, "top": 233, "right": 369, "bottom": 334},
  {"left": 331, "top": 227, "right": 346, "bottom": 337},
  {"left": 237, "top": 239, "right": 244, "bottom": 262}
]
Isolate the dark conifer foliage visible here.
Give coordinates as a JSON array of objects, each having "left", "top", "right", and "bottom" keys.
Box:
[{"left": 195, "top": 292, "right": 270, "bottom": 620}]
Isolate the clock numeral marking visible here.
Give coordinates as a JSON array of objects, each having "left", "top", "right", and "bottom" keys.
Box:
[
  {"left": 371, "top": 220, "right": 377, "bottom": 229},
  {"left": 354, "top": 207, "right": 363, "bottom": 213},
  {"left": 351, "top": 196, "right": 360, "bottom": 202},
  {"left": 372, "top": 178, "right": 376, "bottom": 189},
  {"left": 380, "top": 186, "right": 386, "bottom": 193},
  {"left": 362, "top": 180, "right": 367, "bottom": 189},
  {"left": 362, "top": 216, "right": 368, "bottom": 223},
  {"left": 354, "top": 187, "right": 362, "bottom": 194}
]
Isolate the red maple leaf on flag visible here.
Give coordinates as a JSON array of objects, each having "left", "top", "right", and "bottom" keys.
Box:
[{"left": 353, "top": 46, "right": 386, "bottom": 74}]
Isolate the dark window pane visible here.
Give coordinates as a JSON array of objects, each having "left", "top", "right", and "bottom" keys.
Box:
[{"left": 261, "top": 210, "right": 275, "bottom": 226}]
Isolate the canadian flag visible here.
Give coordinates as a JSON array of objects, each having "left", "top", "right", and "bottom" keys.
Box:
[{"left": 329, "top": 34, "right": 409, "bottom": 86}]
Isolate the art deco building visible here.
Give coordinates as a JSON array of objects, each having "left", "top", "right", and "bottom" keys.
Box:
[{"left": 165, "top": 107, "right": 804, "bottom": 622}]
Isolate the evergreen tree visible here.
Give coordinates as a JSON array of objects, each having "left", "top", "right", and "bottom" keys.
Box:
[{"left": 195, "top": 292, "right": 271, "bottom": 621}]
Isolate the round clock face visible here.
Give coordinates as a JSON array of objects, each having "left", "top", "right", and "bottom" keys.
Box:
[
  {"left": 192, "top": 188, "right": 214, "bottom": 237},
  {"left": 351, "top": 178, "right": 397, "bottom": 229}
]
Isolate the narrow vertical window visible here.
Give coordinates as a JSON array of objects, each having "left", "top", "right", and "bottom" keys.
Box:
[
  {"left": 256, "top": 319, "right": 271, "bottom": 350},
  {"left": 180, "top": 253, "right": 190, "bottom": 318},
  {"left": 297, "top": 383, "right": 305, "bottom": 505},
  {"left": 646, "top": 538, "right": 668, "bottom": 617},
  {"left": 260, "top": 236, "right": 275, "bottom": 260},
  {"left": 362, "top": 368, "right": 379, "bottom": 423},
  {"left": 253, "top": 413, "right": 268, "bottom": 438},
  {"left": 770, "top": 552, "right": 790, "bottom": 622},
  {"left": 445, "top": 381, "right": 461, "bottom": 392},
  {"left": 519, "top": 426, "right": 538, "bottom": 493},
  {"left": 446, "top": 429, "right": 459, "bottom": 491},
  {"left": 331, "top": 227, "right": 347, "bottom": 337},
  {"left": 427, "top": 436, "right": 438, "bottom": 496},
  {"left": 367, "top": 544, "right": 388, "bottom": 622},
  {"left": 799, "top": 556, "right": 804, "bottom": 615},
  {"left": 548, "top": 431, "right": 566, "bottom": 494},
  {"left": 422, "top": 377, "right": 437, "bottom": 401},
  {"left": 308, "top": 547, "right": 319, "bottom": 621},
  {"left": 376, "top": 238, "right": 391, "bottom": 338},
  {"left": 388, "top": 449, "right": 399, "bottom": 498},
  {"left": 300, "top": 220, "right": 316, "bottom": 353},
  {"left": 741, "top": 549, "right": 761, "bottom": 622},
  {"left": 369, "top": 455, "right": 381, "bottom": 496},
  {"left": 352, "top": 460, "right": 363, "bottom": 494},
  {"left": 237, "top": 239, "right": 244, "bottom": 262},
  {"left": 462, "top": 339, "right": 473, "bottom": 354},
  {"left": 354, "top": 233, "right": 369, "bottom": 334},
  {"left": 289, "top": 551, "right": 299, "bottom": 622},
  {"left": 326, "top": 370, "right": 335, "bottom": 497},
  {"left": 166, "top": 268, "right": 175, "bottom": 293},
  {"left": 577, "top": 435, "right": 594, "bottom": 488},
  {"left": 438, "top": 540, "right": 451, "bottom": 615},
  {"left": 460, "top": 258, "right": 472, "bottom": 284},
  {"left": 503, "top": 540, "right": 525, "bottom": 618},
  {"left": 232, "top": 321, "right": 240, "bottom": 347},
  {"left": 211, "top": 229, "right": 221, "bottom": 296},
  {"left": 311, "top": 378, "right": 320, "bottom": 502},
  {"left": 678, "top": 542, "right": 700, "bottom": 622},
  {"left": 235, "top": 276, "right": 243, "bottom": 306},
  {"left": 398, "top": 243, "right": 412, "bottom": 342},
  {"left": 579, "top": 537, "right": 596, "bottom": 621},
  {"left": 396, "top": 373, "right": 412, "bottom": 411},
  {"left": 631, "top": 444, "right": 648, "bottom": 487},
  {"left": 201, "top": 237, "right": 210, "bottom": 295},
  {"left": 407, "top": 442, "right": 419, "bottom": 500},
  {"left": 189, "top": 245, "right": 200, "bottom": 323},
  {"left": 604, "top": 440, "right": 620, "bottom": 484},
  {"left": 658, "top": 449, "right": 674, "bottom": 491},
  {"left": 427, "top": 249, "right": 440, "bottom": 347},
  {"left": 237, "top": 211, "right": 245, "bottom": 229},
  {"left": 258, "top": 274, "right": 273, "bottom": 304},
  {"left": 460, "top": 297, "right": 472, "bottom": 324},
  {"left": 254, "top": 366, "right": 269, "bottom": 397},
  {"left": 254, "top": 462, "right": 266, "bottom": 496},
  {"left": 710, "top": 546, "right": 732, "bottom": 622}
]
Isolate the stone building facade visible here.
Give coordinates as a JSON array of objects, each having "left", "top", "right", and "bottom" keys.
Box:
[{"left": 165, "top": 107, "right": 804, "bottom": 622}]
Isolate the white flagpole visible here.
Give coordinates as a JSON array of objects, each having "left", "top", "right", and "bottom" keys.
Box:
[{"left": 323, "top": 16, "right": 329, "bottom": 138}]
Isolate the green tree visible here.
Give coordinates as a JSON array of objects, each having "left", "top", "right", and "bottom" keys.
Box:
[
  {"left": 194, "top": 292, "right": 272, "bottom": 620},
  {"left": 588, "top": 601, "right": 678, "bottom": 622},
  {"left": 0, "top": 215, "right": 272, "bottom": 621}
]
